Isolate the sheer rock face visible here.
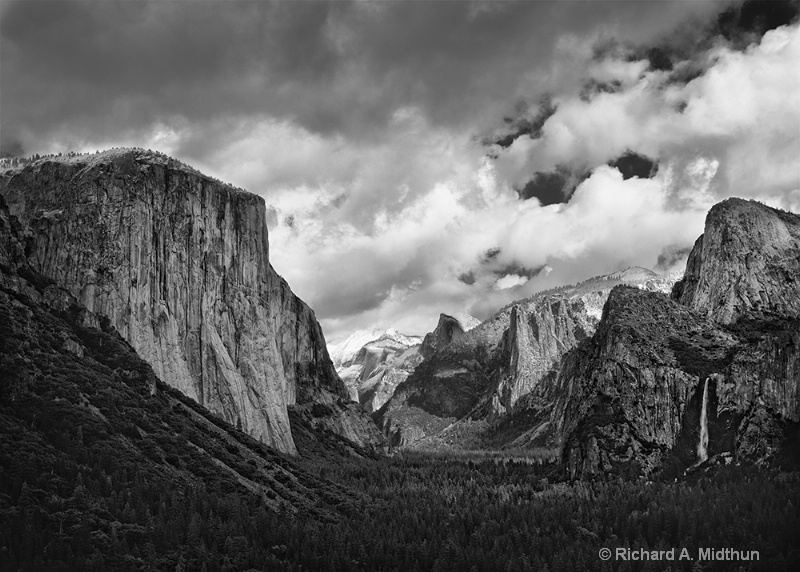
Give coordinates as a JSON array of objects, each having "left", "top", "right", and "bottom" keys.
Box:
[
  {"left": 495, "top": 298, "right": 593, "bottom": 415},
  {"left": 562, "top": 199, "right": 800, "bottom": 479},
  {"left": 0, "top": 193, "right": 101, "bottom": 336},
  {"left": 0, "top": 150, "right": 379, "bottom": 455},
  {"left": 674, "top": 198, "right": 800, "bottom": 324},
  {"left": 378, "top": 292, "right": 609, "bottom": 450},
  {"left": 559, "top": 287, "right": 800, "bottom": 479},
  {"left": 419, "top": 313, "right": 480, "bottom": 359},
  {"left": 556, "top": 288, "right": 730, "bottom": 478},
  {"left": 377, "top": 271, "right": 675, "bottom": 450},
  {"left": 330, "top": 329, "right": 423, "bottom": 412},
  {"left": 351, "top": 345, "right": 424, "bottom": 413}
]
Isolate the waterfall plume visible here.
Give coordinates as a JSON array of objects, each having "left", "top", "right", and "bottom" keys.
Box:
[{"left": 697, "top": 378, "right": 709, "bottom": 463}]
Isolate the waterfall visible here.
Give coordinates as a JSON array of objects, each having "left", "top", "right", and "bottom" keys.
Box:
[{"left": 697, "top": 378, "right": 709, "bottom": 463}]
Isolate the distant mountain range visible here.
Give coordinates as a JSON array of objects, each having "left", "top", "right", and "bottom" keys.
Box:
[
  {"left": 2, "top": 149, "right": 797, "bottom": 481},
  {"left": 328, "top": 313, "right": 482, "bottom": 413},
  {"left": 374, "top": 265, "right": 682, "bottom": 452},
  {"left": 372, "top": 198, "right": 800, "bottom": 478}
]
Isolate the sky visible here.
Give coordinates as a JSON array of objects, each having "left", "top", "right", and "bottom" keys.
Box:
[{"left": 2, "top": 0, "right": 799, "bottom": 343}]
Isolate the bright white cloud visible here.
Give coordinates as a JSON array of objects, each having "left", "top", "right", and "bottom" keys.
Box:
[
  {"left": 238, "top": 23, "right": 800, "bottom": 341},
  {"left": 494, "top": 274, "right": 528, "bottom": 290},
  {"left": 500, "top": 166, "right": 712, "bottom": 286},
  {"left": 24, "top": 19, "right": 799, "bottom": 344},
  {"left": 497, "top": 24, "right": 800, "bottom": 205}
]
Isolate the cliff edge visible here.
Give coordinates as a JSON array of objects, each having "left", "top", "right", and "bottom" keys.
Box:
[{"left": 0, "top": 149, "right": 382, "bottom": 455}]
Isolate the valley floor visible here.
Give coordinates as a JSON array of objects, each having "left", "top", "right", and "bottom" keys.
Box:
[
  {"left": 289, "top": 454, "right": 800, "bottom": 572},
  {"left": 7, "top": 446, "right": 799, "bottom": 572}
]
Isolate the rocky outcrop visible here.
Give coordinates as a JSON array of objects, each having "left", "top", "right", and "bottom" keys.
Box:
[
  {"left": 354, "top": 345, "right": 424, "bottom": 413},
  {"left": 0, "top": 207, "right": 360, "bottom": 521},
  {"left": 0, "top": 193, "right": 102, "bottom": 333},
  {"left": 559, "top": 287, "right": 799, "bottom": 479},
  {"left": 0, "top": 149, "right": 382, "bottom": 455},
  {"left": 556, "top": 287, "right": 731, "bottom": 478},
  {"left": 419, "top": 313, "right": 480, "bottom": 359},
  {"left": 494, "top": 298, "right": 593, "bottom": 415},
  {"left": 562, "top": 199, "right": 800, "bottom": 478},
  {"left": 674, "top": 198, "right": 800, "bottom": 324},
  {"left": 377, "top": 269, "right": 677, "bottom": 450},
  {"left": 329, "top": 329, "right": 423, "bottom": 412}
]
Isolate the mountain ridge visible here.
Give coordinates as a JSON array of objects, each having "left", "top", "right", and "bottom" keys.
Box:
[
  {"left": 674, "top": 197, "right": 800, "bottom": 323},
  {"left": 561, "top": 198, "right": 800, "bottom": 477},
  {"left": 0, "top": 148, "right": 383, "bottom": 455},
  {"left": 377, "top": 266, "right": 682, "bottom": 449}
]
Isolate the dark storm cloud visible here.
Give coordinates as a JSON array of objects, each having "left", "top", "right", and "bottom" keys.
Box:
[
  {"left": 516, "top": 165, "right": 590, "bottom": 205},
  {"left": 579, "top": 79, "right": 622, "bottom": 102},
  {"left": 489, "top": 96, "right": 557, "bottom": 149},
  {"left": 457, "top": 247, "right": 542, "bottom": 291},
  {"left": 0, "top": 0, "right": 343, "bottom": 151},
  {"left": 620, "top": 0, "right": 800, "bottom": 83},
  {"left": 517, "top": 169, "right": 573, "bottom": 205},
  {"left": 716, "top": 0, "right": 800, "bottom": 48},
  {"left": 6, "top": 0, "right": 781, "bottom": 342},
  {"left": 457, "top": 271, "right": 476, "bottom": 286},
  {"left": 609, "top": 151, "right": 658, "bottom": 180},
  {"left": 1, "top": 0, "right": 727, "bottom": 156},
  {"left": 656, "top": 245, "right": 693, "bottom": 272}
]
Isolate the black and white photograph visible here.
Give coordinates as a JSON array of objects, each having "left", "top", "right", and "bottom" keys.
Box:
[{"left": 1, "top": 0, "right": 799, "bottom": 570}]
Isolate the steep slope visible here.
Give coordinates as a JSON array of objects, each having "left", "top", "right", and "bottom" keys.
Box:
[
  {"left": 0, "top": 241, "right": 361, "bottom": 570},
  {"left": 558, "top": 286, "right": 799, "bottom": 479},
  {"left": 0, "top": 149, "right": 381, "bottom": 455},
  {"left": 0, "top": 189, "right": 359, "bottom": 516},
  {"left": 330, "top": 316, "right": 482, "bottom": 415},
  {"left": 331, "top": 329, "right": 424, "bottom": 413},
  {"left": 494, "top": 298, "right": 594, "bottom": 415},
  {"left": 674, "top": 198, "right": 800, "bottom": 323},
  {"left": 329, "top": 328, "right": 387, "bottom": 370},
  {"left": 562, "top": 199, "right": 800, "bottom": 478},
  {"left": 328, "top": 328, "right": 422, "bottom": 400},
  {"left": 377, "top": 268, "right": 679, "bottom": 449},
  {"left": 419, "top": 313, "right": 481, "bottom": 359}
]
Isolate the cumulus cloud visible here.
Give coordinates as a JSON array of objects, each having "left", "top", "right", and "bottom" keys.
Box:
[
  {"left": 1, "top": 0, "right": 724, "bottom": 154},
  {"left": 263, "top": 124, "right": 519, "bottom": 338},
  {"left": 2, "top": 0, "right": 798, "bottom": 342},
  {"left": 495, "top": 22, "right": 800, "bottom": 206}
]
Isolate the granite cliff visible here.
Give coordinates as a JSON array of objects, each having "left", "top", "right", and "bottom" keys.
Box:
[
  {"left": 0, "top": 191, "right": 359, "bottom": 535},
  {"left": 674, "top": 198, "right": 800, "bottom": 324},
  {"left": 494, "top": 298, "right": 595, "bottom": 415},
  {"left": 328, "top": 314, "right": 481, "bottom": 415},
  {"left": 419, "top": 313, "right": 481, "bottom": 359},
  {"left": 377, "top": 268, "right": 676, "bottom": 449},
  {"left": 0, "top": 149, "right": 382, "bottom": 455},
  {"left": 330, "top": 329, "right": 423, "bottom": 413},
  {"left": 561, "top": 199, "right": 800, "bottom": 478}
]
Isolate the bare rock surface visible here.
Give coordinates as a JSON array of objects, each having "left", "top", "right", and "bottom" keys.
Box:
[
  {"left": 419, "top": 313, "right": 480, "bottom": 359},
  {"left": 329, "top": 328, "right": 423, "bottom": 412},
  {"left": 0, "top": 149, "right": 382, "bottom": 454},
  {"left": 563, "top": 199, "right": 800, "bottom": 478},
  {"left": 674, "top": 198, "right": 800, "bottom": 323},
  {"left": 377, "top": 268, "right": 678, "bottom": 450},
  {"left": 559, "top": 286, "right": 799, "bottom": 478}
]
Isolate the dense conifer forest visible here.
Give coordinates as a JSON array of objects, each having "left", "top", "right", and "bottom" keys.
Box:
[
  {"left": 1, "top": 229, "right": 799, "bottom": 572},
  {"left": 4, "top": 432, "right": 800, "bottom": 572}
]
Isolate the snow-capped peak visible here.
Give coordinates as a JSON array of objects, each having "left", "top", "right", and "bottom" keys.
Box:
[{"left": 328, "top": 327, "right": 422, "bottom": 367}]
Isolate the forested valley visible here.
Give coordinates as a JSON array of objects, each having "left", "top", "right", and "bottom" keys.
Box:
[{"left": 1, "top": 189, "right": 799, "bottom": 572}]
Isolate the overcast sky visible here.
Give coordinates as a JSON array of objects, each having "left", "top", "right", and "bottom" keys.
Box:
[{"left": 2, "top": 0, "right": 799, "bottom": 342}]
